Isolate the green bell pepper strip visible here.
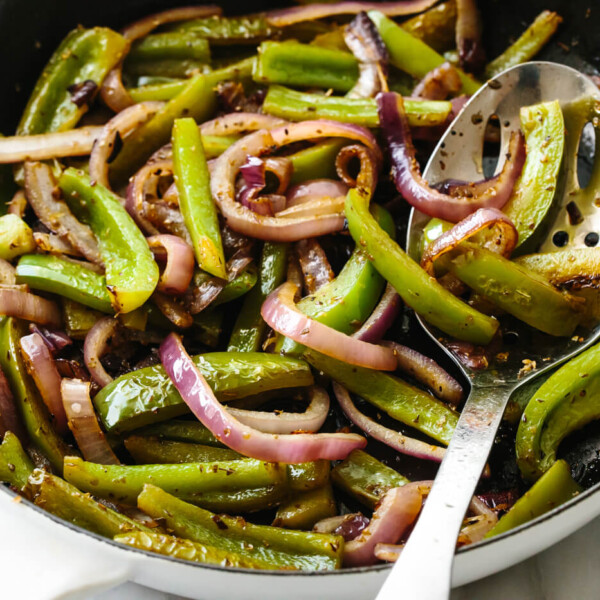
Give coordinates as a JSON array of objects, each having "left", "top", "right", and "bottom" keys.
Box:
[
  {"left": 331, "top": 449, "right": 409, "bottom": 509},
  {"left": 516, "top": 340, "right": 600, "bottom": 481},
  {"left": 137, "top": 484, "right": 343, "bottom": 570},
  {"left": 128, "top": 32, "right": 210, "bottom": 63},
  {"left": 228, "top": 242, "right": 288, "bottom": 352},
  {"left": 114, "top": 530, "right": 270, "bottom": 569},
  {"left": 486, "top": 460, "right": 581, "bottom": 538},
  {"left": 18, "top": 27, "right": 127, "bottom": 135},
  {"left": 59, "top": 168, "right": 159, "bottom": 314},
  {"left": 262, "top": 85, "right": 452, "bottom": 129},
  {"left": 0, "top": 215, "right": 35, "bottom": 260},
  {"left": 254, "top": 41, "right": 358, "bottom": 93},
  {"left": 305, "top": 350, "right": 458, "bottom": 445},
  {"left": 64, "top": 456, "right": 288, "bottom": 510},
  {"left": 172, "top": 118, "right": 226, "bottom": 279},
  {"left": 401, "top": 0, "right": 457, "bottom": 53},
  {"left": 93, "top": 352, "right": 314, "bottom": 433},
  {"left": 212, "top": 267, "right": 257, "bottom": 306},
  {"left": 485, "top": 11, "right": 563, "bottom": 79},
  {"left": 0, "top": 431, "right": 34, "bottom": 489},
  {"left": 61, "top": 299, "right": 103, "bottom": 340},
  {"left": 440, "top": 244, "right": 581, "bottom": 337},
  {"left": 368, "top": 11, "right": 480, "bottom": 96},
  {"left": 273, "top": 485, "right": 337, "bottom": 531},
  {"left": 0, "top": 318, "right": 73, "bottom": 473},
  {"left": 201, "top": 134, "right": 241, "bottom": 159},
  {"left": 30, "top": 469, "right": 152, "bottom": 538},
  {"left": 169, "top": 15, "right": 275, "bottom": 44},
  {"left": 288, "top": 139, "right": 347, "bottom": 185},
  {"left": 110, "top": 73, "right": 217, "bottom": 187},
  {"left": 503, "top": 101, "right": 565, "bottom": 254},
  {"left": 277, "top": 204, "right": 393, "bottom": 357},
  {"left": 134, "top": 419, "right": 223, "bottom": 446},
  {"left": 127, "top": 56, "right": 256, "bottom": 103},
  {"left": 345, "top": 187, "right": 499, "bottom": 344},
  {"left": 124, "top": 59, "right": 208, "bottom": 80},
  {"left": 125, "top": 436, "right": 240, "bottom": 464},
  {"left": 17, "top": 254, "right": 113, "bottom": 314},
  {"left": 192, "top": 309, "right": 223, "bottom": 348}
]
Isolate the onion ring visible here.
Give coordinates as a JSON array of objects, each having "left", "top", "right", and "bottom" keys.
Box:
[
  {"left": 83, "top": 317, "right": 119, "bottom": 388},
  {"left": 147, "top": 234, "right": 195, "bottom": 295}
]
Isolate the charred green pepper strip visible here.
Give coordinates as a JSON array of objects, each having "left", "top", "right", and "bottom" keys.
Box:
[
  {"left": 306, "top": 350, "right": 458, "bottom": 445},
  {"left": 368, "top": 11, "right": 481, "bottom": 96},
  {"left": 128, "top": 32, "right": 210, "bottom": 63},
  {"left": 16, "top": 254, "right": 113, "bottom": 314},
  {"left": 346, "top": 187, "right": 499, "bottom": 344},
  {"left": 115, "top": 530, "right": 269, "bottom": 569},
  {"left": 202, "top": 134, "right": 241, "bottom": 159},
  {"left": 0, "top": 215, "right": 35, "bottom": 260},
  {"left": 137, "top": 484, "right": 343, "bottom": 570},
  {"left": 485, "top": 11, "right": 563, "bottom": 79},
  {"left": 262, "top": 85, "right": 452, "bottom": 128},
  {"left": 125, "top": 59, "right": 208, "bottom": 80},
  {"left": 125, "top": 435, "right": 240, "bottom": 463},
  {"left": 503, "top": 101, "right": 565, "bottom": 254},
  {"left": 486, "top": 460, "right": 581, "bottom": 537},
  {"left": 401, "top": 0, "right": 457, "bottom": 52},
  {"left": 18, "top": 27, "right": 127, "bottom": 135},
  {"left": 93, "top": 352, "right": 313, "bottom": 433},
  {"left": 273, "top": 485, "right": 337, "bottom": 531},
  {"left": 135, "top": 419, "right": 222, "bottom": 446},
  {"left": 173, "top": 118, "right": 226, "bottom": 279},
  {"left": 128, "top": 56, "right": 256, "bottom": 103},
  {"left": 440, "top": 244, "right": 581, "bottom": 337},
  {"left": 212, "top": 267, "right": 257, "bottom": 306},
  {"left": 30, "top": 469, "right": 152, "bottom": 538},
  {"left": 64, "top": 456, "right": 287, "bottom": 511},
  {"left": 277, "top": 205, "right": 393, "bottom": 357},
  {"left": 61, "top": 299, "right": 103, "bottom": 339},
  {"left": 288, "top": 139, "right": 347, "bottom": 185},
  {"left": 516, "top": 341, "right": 600, "bottom": 480},
  {"left": 170, "top": 15, "right": 275, "bottom": 44},
  {"left": 59, "top": 169, "right": 159, "bottom": 313},
  {"left": 0, "top": 431, "right": 34, "bottom": 489},
  {"left": 110, "top": 73, "right": 217, "bottom": 187},
  {"left": 254, "top": 41, "right": 358, "bottom": 92},
  {"left": 228, "top": 242, "right": 288, "bottom": 352},
  {"left": 0, "top": 318, "right": 73, "bottom": 473},
  {"left": 331, "top": 449, "right": 409, "bottom": 509}
]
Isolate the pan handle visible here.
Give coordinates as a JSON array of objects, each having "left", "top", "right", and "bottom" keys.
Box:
[{"left": 0, "top": 488, "right": 133, "bottom": 599}]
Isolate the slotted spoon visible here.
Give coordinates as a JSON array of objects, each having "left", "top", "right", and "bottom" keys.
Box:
[{"left": 376, "top": 61, "right": 600, "bottom": 600}]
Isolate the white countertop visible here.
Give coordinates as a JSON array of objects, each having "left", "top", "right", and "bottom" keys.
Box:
[{"left": 94, "top": 515, "right": 600, "bottom": 600}]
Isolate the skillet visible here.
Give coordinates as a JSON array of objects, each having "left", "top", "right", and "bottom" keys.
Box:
[{"left": 0, "top": 1, "right": 599, "bottom": 598}]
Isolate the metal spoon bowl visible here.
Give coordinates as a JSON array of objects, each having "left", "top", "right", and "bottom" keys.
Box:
[{"left": 377, "top": 62, "right": 600, "bottom": 600}]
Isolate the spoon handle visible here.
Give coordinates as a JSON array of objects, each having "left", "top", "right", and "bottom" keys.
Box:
[{"left": 376, "top": 382, "right": 515, "bottom": 600}]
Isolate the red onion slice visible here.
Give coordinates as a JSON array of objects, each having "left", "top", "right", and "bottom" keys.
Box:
[
  {"left": 344, "top": 484, "right": 425, "bottom": 567},
  {"left": 0, "top": 259, "right": 16, "bottom": 285},
  {"left": 352, "top": 284, "right": 401, "bottom": 344},
  {"left": 153, "top": 293, "right": 194, "bottom": 329},
  {"left": 19, "top": 333, "right": 68, "bottom": 434},
  {"left": 412, "top": 63, "right": 462, "bottom": 100},
  {"left": 0, "top": 288, "right": 61, "bottom": 328},
  {"left": 29, "top": 324, "right": 72, "bottom": 355},
  {"left": 266, "top": 0, "right": 438, "bottom": 26},
  {"left": 61, "top": 378, "right": 120, "bottom": 465},
  {"left": 286, "top": 179, "right": 349, "bottom": 208},
  {"left": 89, "top": 101, "right": 164, "bottom": 190},
  {"left": 160, "top": 333, "right": 366, "bottom": 462},
  {"left": 377, "top": 92, "right": 526, "bottom": 222},
  {"left": 24, "top": 161, "right": 101, "bottom": 265},
  {"left": 200, "top": 113, "right": 287, "bottom": 137},
  {"left": 83, "top": 317, "right": 119, "bottom": 388},
  {"left": 420, "top": 207, "right": 519, "bottom": 276},
  {"left": 147, "top": 235, "right": 195, "bottom": 295},
  {"left": 382, "top": 342, "right": 464, "bottom": 406},
  {"left": 276, "top": 197, "right": 346, "bottom": 220},
  {"left": 0, "top": 366, "right": 25, "bottom": 440},
  {"left": 262, "top": 283, "right": 397, "bottom": 371},
  {"left": 455, "top": 0, "right": 486, "bottom": 74},
  {"left": 227, "top": 386, "right": 330, "bottom": 434},
  {"left": 333, "top": 383, "right": 446, "bottom": 462},
  {"left": 314, "top": 513, "right": 370, "bottom": 542},
  {"left": 0, "top": 127, "right": 102, "bottom": 164},
  {"left": 296, "top": 239, "right": 334, "bottom": 294}
]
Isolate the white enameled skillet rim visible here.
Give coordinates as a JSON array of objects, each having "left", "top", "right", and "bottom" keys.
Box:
[{"left": 1, "top": 473, "right": 598, "bottom": 577}]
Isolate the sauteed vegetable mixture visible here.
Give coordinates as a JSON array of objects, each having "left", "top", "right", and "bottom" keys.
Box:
[{"left": 0, "top": 0, "right": 598, "bottom": 570}]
